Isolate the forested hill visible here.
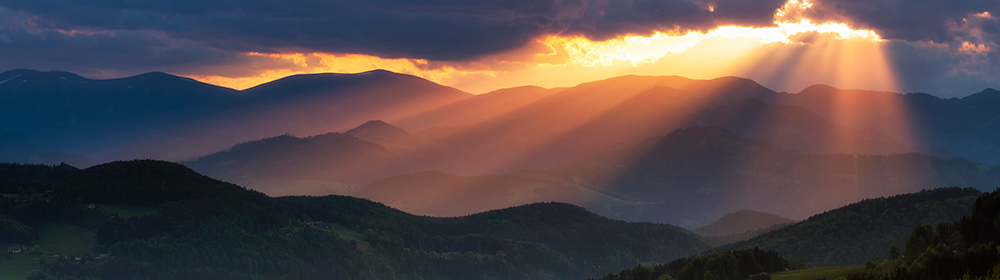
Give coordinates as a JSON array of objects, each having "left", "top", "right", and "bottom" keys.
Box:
[
  {"left": 16, "top": 160, "right": 710, "bottom": 280},
  {"left": 714, "top": 187, "right": 983, "bottom": 267}
]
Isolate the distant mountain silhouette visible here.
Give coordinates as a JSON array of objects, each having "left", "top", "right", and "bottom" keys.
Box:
[
  {"left": 691, "top": 210, "right": 795, "bottom": 247},
  {"left": 780, "top": 85, "right": 1000, "bottom": 165},
  {"left": 694, "top": 210, "right": 795, "bottom": 237},
  {"left": 0, "top": 69, "right": 470, "bottom": 163},
  {"left": 690, "top": 99, "right": 912, "bottom": 155},
  {"left": 0, "top": 69, "right": 239, "bottom": 161},
  {"left": 184, "top": 132, "right": 396, "bottom": 188},
  {"left": 110, "top": 70, "right": 471, "bottom": 162},
  {"left": 396, "top": 85, "right": 564, "bottom": 129},
  {"left": 388, "top": 75, "right": 782, "bottom": 175},
  {"left": 345, "top": 120, "right": 412, "bottom": 145}
]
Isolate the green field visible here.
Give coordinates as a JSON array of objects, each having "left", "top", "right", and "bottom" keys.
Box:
[
  {"left": 0, "top": 253, "right": 45, "bottom": 280},
  {"left": 329, "top": 225, "right": 371, "bottom": 251},
  {"left": 772, "top": 265, "right": 867, "bottom": 280},
  {"left": 36, "top": 222, "right": 96, "bottom": 255},
  {"left": 98, "top": 204, "right": 159, "bottom": 219}
]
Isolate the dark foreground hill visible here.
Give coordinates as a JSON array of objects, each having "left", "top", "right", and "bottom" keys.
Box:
[
  {"left": 714, "top": 187, "right": 983, "bottom": 267},
  {"left": 8, "top": 160, "right": 710, "bottom": 280}
]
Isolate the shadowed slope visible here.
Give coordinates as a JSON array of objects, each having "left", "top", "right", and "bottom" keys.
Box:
[{"left": 714, "top": 187, "right": 982, "bottom": 267}]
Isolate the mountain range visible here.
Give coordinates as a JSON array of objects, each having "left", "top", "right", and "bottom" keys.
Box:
[{"left": 3, "top": 68, "right": 1000, "bottom": 229}]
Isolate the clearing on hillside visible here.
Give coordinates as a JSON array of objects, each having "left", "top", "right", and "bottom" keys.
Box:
[{"left": 772, "top": 265, "right": 866, "bottom": 280}]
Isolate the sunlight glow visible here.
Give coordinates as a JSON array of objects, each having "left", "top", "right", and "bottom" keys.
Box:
[
  {"left": 540, "top": 0, "right": 881, "bottom": 69},
  {"left": 973, "top": 11, "right": 993, "bottom": 19},
  {"left": 185, "top": 0, "right": 898, "bottom": 96}
]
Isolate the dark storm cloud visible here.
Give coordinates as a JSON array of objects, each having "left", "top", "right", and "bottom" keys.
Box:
[
  {"left": 0, "top": 7, "right": 259, "bottom": 77},
  {"left": 808, "top": 0, "right": 1000, "bottom": 43},
  {"left": 0, "top": 0, "right": 786, "bottom": 61}
]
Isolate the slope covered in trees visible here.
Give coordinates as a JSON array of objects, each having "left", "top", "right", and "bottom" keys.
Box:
[
  {"left": 6, "top": 160, "right": 710, "bottom": 280},
  {"left": 586, "top": 247, "right": 800, "bottom": 280},
  {"left": 715, "top": 187, "right": 983, "bottom": 267},
  {"left": 843, "top": 189, "right": 1000, "bottom": 280}
]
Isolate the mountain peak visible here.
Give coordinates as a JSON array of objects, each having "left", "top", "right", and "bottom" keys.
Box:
[
  {"left": 796, "top": 84, "right": 839, "bottom": 94},
  {"left": 961, "top": 88, "right": 1000, "bottom": 103},
  {"left": 345, "top": 120, "right": 410, "bottom": 143},
  {"left": 0, "top": 68, "right": 86, "bottom": 83}
]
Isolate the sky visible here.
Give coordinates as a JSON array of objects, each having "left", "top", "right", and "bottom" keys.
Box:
[{"left": 0, "top": 0, "right": 997, "bottom": 98}]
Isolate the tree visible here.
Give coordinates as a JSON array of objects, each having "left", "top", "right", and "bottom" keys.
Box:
[{"left": 888, "top": 245, "right": 901, "bottom": 261}]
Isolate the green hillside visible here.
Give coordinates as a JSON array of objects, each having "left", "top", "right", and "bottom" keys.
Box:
[
  {"left": 3, "top": 160, "right": 709, "bottom": 280},
  {"left": 714, "top": 187, "right": 982, "bottom": 267}
]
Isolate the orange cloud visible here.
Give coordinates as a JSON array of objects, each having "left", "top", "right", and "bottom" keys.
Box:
[{"left": 184, "top": 0, "right": 897, "bottom": 95}]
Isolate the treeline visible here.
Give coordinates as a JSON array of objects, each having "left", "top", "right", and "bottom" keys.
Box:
[
  {"left": 848, "top": 189, "right": 1000, "bottom": 280},
  {"left": 13, "top": 160, "right": 709, "bottom": 280},
  {"left": 586, "top": 247, "right": 802, "bottom": 280},
  {"left": 0, "top": 162, "right": 78, "bottom": 193},
  {"left": 0, "top": 162, "right": 79, "bottom": 243}
]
